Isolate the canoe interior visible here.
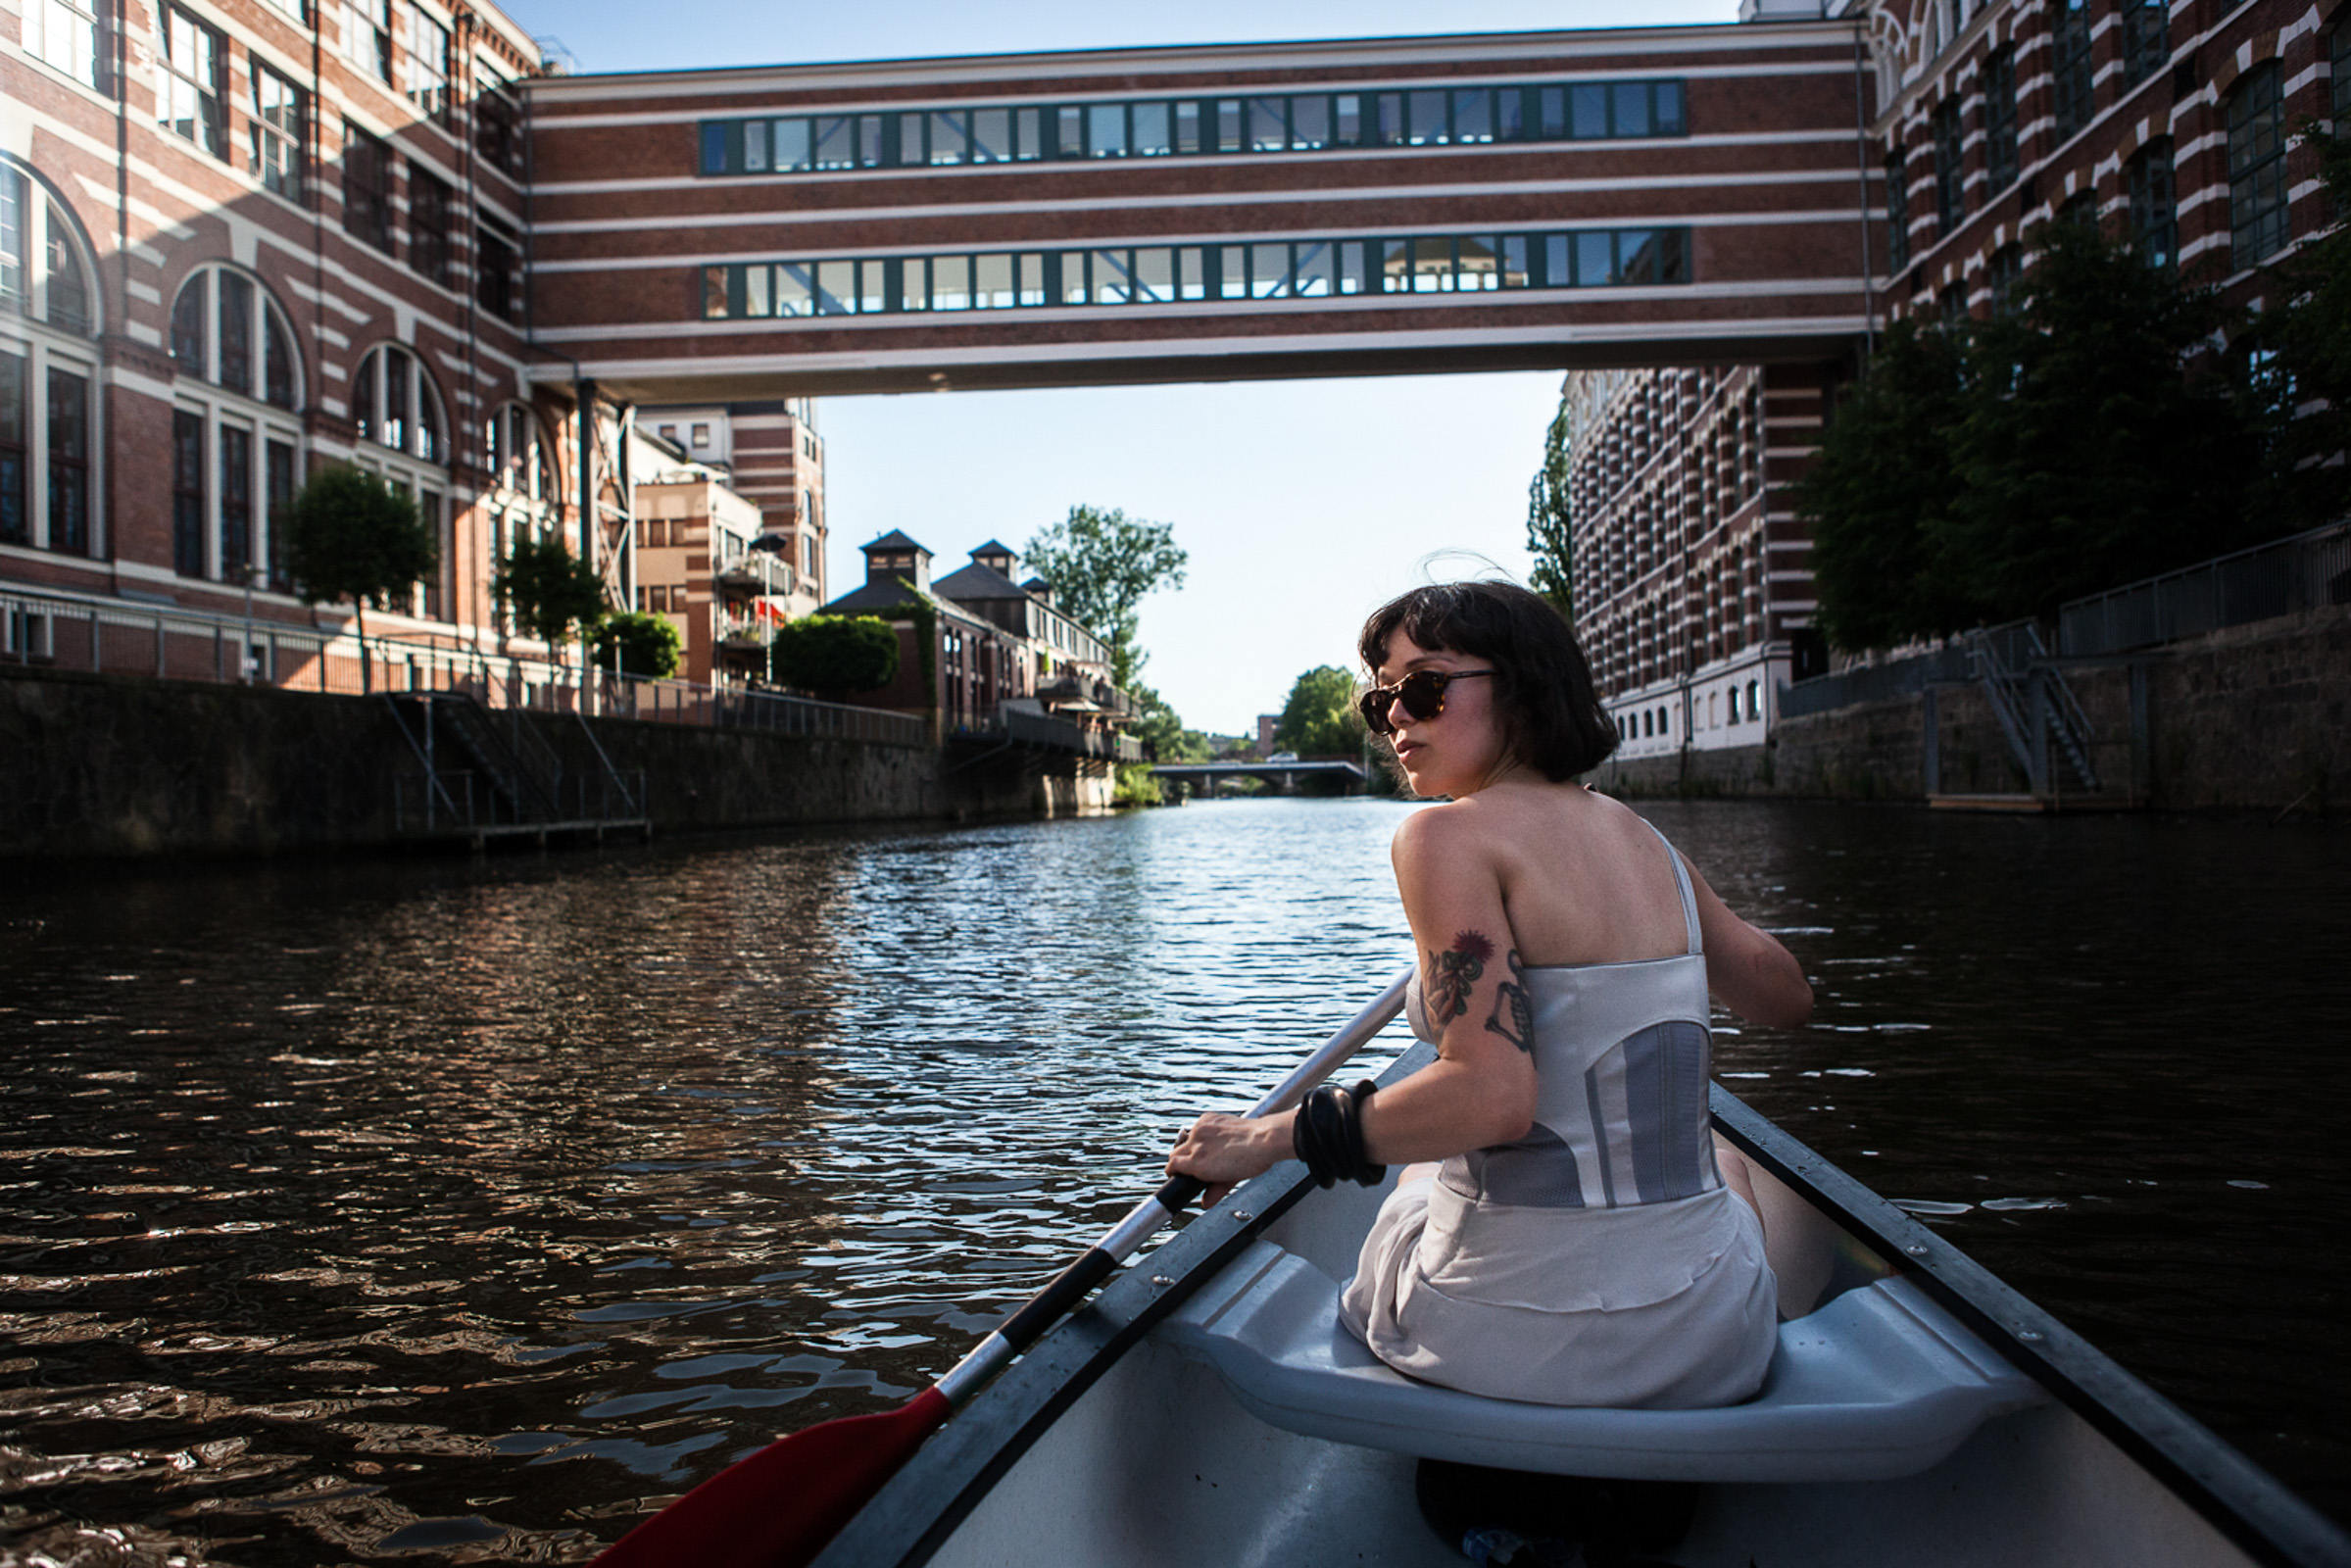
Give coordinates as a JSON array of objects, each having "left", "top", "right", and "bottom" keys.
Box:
[{"left": 923, "top": 1160, "right": 2260, "bottom": 1568}]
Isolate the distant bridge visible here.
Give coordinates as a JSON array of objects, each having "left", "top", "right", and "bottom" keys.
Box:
[{"left": 1152, "top": 760, "right": 1369, "bottom": 795}]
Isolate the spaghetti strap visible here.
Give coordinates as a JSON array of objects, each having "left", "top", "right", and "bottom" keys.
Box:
[{"left": 1645, "top": 822, "right": 1702, "bottom": 956}]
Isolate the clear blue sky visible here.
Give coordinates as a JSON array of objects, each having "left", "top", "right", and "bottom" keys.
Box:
[{"left": 503, "top": 0, "right": 1740, "bottom": 733}]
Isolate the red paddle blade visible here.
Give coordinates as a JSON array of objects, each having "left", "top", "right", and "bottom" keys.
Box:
[{"left": 591, "top": 1387, "right": 953, "bottom": 1568}]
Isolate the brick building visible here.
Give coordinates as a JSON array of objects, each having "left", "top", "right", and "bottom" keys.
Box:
[
  {"left": 820, "top": 532, "right": 1124, "bottom": 737},
  {"left": 1565, "top": 0, "right": 2337, "bottom": 758}
]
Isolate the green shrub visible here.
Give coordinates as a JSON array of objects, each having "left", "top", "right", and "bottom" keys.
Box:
[
  {"left": 591, "top": 611, "right": 682, "bottom": 677},
  {"left": 771, "top": 614, "right": 900, "bottom": 698}
]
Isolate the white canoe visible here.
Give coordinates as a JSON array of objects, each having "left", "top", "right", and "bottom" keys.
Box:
[{"left": 810, "top": 1040, "right": 2351, "bottom": 1568}]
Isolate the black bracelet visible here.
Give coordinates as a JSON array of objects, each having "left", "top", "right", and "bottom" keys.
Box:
[{"left": 1290, "top": 1080, "right": 1387, "bottom": 1188}]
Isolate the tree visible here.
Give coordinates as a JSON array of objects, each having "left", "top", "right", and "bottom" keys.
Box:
[
  {"left": 591, "top": 611, "right": 682, "bottom": 677},
  {"left": 494, "top": 535, "right": 609, "bottom": 649},
  {"left": 1274, "top": 664, "right": 1364, "bottom": 757},
  {"left": 2254, "top": 126, "right": 2351, "bottom": 528},
  {"left": 1948, "top": 218, "right": 2267, "bottom": 623},
  {"left": 1021, "top": 504, "right": 1187, "bottom": 689},
  {"left": 1524, "top": 401, "right": 1575, "bottom": 618},
  {"left": 1127, "top": 683, "right": 1210, "bottom": 762},
  {"left": 281, "top": 465, "right": 438, "bottom": 694},
  {"left": 770, "top": 614, "right": 900, "bottom": 699},
  {"left": 1800, "top": 220, "right": 2274, "bottom": 647},
  {"left": 1796, "top": 318, "right": 1974, "bottom": 649}
]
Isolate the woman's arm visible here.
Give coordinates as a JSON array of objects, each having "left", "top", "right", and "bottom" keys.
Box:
[
  {"left": 1684, "top": 855, "right": 1814, "bottom": 1028},
  {"left": 1167, "top": 806, "right": 1537, "bottom": 1188}
]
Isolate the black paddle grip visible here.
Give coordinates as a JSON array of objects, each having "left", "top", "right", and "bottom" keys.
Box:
[
  {"left": 996, "top": 1179, "right": 1204, "bottom": 1350},
  {"left": 998, "top": 1247, "right": 1117, "bottom": 1350}
]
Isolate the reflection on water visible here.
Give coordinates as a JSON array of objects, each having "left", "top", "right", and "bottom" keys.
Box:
[{"left": 0, "top": 799, "right": 2342, "bottom": 1562}]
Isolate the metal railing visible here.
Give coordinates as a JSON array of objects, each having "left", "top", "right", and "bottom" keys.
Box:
[
  {"left": 2058, "top": 522, "right": 2351, "bottom": 657},
  {"left": 1779, "top": 644, "right": 1970, "bottom": 717},
  {"left": 0, "top": 579, "right": 928, "bottom": 748},
  {"left": 997, "top": 703, "right": 1146, "bottom": 761}
]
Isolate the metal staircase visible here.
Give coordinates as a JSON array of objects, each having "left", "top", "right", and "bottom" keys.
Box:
[
  {"left": 1963, "top": 624, "right": 2100, "bottom": 796},
  {"left": 384, "top": 692, "right": 646, "bottom": 838}
]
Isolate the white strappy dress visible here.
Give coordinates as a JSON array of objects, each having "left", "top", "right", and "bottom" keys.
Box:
[{"left": 1337, "top": 823, "right": 1779, "bottom": 1410}]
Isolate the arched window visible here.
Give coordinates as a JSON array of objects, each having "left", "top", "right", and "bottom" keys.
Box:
[
  {"left": 352, "top": 342, "right": 445, "bottom": 464},
  {"left": 351, "top": 342, "right": 451, "bottom": 620},
  {"left": 168, "top": 264, "right": 303, "bottom": 587},
  {"left": 1, "top": 163, "right": 98, "bottom": 557},
  {"left": 484, "top": 401, "right": 561, "bottom": 628}
]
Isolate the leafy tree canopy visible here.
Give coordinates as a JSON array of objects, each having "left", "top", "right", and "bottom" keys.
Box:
[
  {"left": 283, "top": 466, "right": 436, "bottom": 612},
  {"left": 1021, "top": 505, "right": 1187, "bottom": 689},
  {"left": 1274, "top": 664, "right": 1364, "bottom": 757},
  {"left": 1799, "top": 219, "right": 2278, "bottom": 647},
  {"left": 493, "top": 535, "right": 609, "bottom": 647},
  {"left": 1524, "top": 402, "right": 1575, "bottom": 619},
  {"left": 770, "top": 614, "right": 901, "bottom": 698},
  {"left": 2252, "top": 125, "right": 2351, "bottom": 526},
  {"left": 1126, "top": 682, "right": 1211, "bottom": 763},
  {"left": 591, "top": 611, "right": 682, "bottom": 677}
]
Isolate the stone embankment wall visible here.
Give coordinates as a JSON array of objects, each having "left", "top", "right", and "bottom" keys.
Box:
[
  {"left": 0, "top": 666, "right": 1112, "bottom": 858},
  {"left": 1593, "top": 603, "right": 2350, "bottom": 813}
]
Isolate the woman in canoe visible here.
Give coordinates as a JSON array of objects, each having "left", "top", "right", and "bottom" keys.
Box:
[{"left": 1168, "top": 580, "right": 1814, "bottom": 1409}]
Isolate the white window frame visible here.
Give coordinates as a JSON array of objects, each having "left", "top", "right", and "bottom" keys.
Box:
[
  {"left": 159, "top": 5, "right": 227, "bottom": 159},
  {"left": 252, "top": 59, "right": 307, "bottom": 203},
  {"left": 24, "top": 0, "right": 103, "bottom": 93},
  {"left": 169, "top": 264, "right": 304, "bottom": 587},
  {"left": 352, "top": 344, "right": 453, "bottom": 620},
  {"left": 1, "top": 171, "right": 103, "bottom": 561}
]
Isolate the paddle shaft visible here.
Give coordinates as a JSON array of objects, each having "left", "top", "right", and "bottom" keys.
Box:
[{"left": 936, "top": 967, "right": 1414, "bottom": 1405}]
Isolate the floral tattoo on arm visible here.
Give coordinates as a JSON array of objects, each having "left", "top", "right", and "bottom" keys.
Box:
[
  {"left": 1486, "top": 950, "right": 1533, "bottom": 1054},
  {"left": 1426, "top": 931, "right": 1494, "bottom": 1024}
]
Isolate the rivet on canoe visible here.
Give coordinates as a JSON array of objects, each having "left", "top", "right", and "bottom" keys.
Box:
[
  {"left": 1151, "top": 1275, "right": 1174, "bottom": 1288},
  {"left": 1906, "top": 1244, "right": 1930, "bottom": 1255},
  {"left": 2017, "top": 1329, "right": 2044, "bottom": 1342},
  {"left": 1231, "top": 1209, "right": 1254, "bottom": 1221}
]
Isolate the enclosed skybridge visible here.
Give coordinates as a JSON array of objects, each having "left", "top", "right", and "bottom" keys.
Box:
[{"left": 523, "top": 21, "right": 1880, "bottom": 402}]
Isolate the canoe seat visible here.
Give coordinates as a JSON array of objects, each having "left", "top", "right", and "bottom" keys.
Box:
[{"left": 1157, "top": 1241, "right": 2046, "bottom": 1483}]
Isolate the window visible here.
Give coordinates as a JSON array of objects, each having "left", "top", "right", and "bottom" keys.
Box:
[
  {"left": 160, "top": 7, "right": 226, "bottom": 158},
  {"left": 2121, "top": 1, "right": 2169, "bottom": 90},
  {"left": 25, "top": 0, "right": 102, "bottom": 91},
  {"left": 170, "top": 266, "right": 300, "bottom": 409},
  {"left": 408, "top": 161, "right": 451, "bottom": 285},
  {"left": 2335, "top": 24, "right": 2351, "bottom": 124},
  {"left": 476, "top": 217, "right": 518, "bottom": 320},
  {"left": 253, "top": 63, "right": 306, "bottom": 201},
  {"left": 1932, "top": 96, "right": 1965, "bottom": 234},
  {"left": 1986, "top": 243, "right": 2023, "bottom": 315},
  {"left": 342, "top": 0, "right": 391, "bottom": 83},
  {"left": 703, "top": 224, "right": 1686, "bottom": 319},
  {"left": 1885, "top": 151, "right": 1910, "bottom": 271},
  {"left": 696, "top": 77, "right": 1689, "bottom": 175},
  {"left": 169, "top": 267, "right": 302, "bottom": 581},
  {"left": 1984, "top": 48, "right": 2018, "bottom": 192},
  {"left": 1, "top": 167, "right": 99, "bottom": 558},
  {"left": 2130, "top": 140, "right": 2176, "bottom": 270},
  {"left": 2052, "top": 0, "right": 2093, "bottom": 141},
  {"left": 46, "top": 367, "right": 86, "bottom": 556},
  {"left": 2229, "top": 64, "right": 2288, "bottom": 267},
  {"left": 406, "top": 6, "right": 449, "bottom": 122},
  {"left": 476, "top": 79, "right": 524, "bottom": 175},
  {"left": 342, "top": 122, "right": 394, "bottom": 252},
  {"left": 352, "top": 342, "right": 444, "bottom": 464},
  {"left": 0, "top": 350, "right": 23, "bottom": 545},
  {"left": 485, "top": 401, "right": 554, "bottom": 503}
]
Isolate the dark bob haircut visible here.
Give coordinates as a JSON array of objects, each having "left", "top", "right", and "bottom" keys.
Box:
[{"left": 1358, "top": 581, "right": 1619, "bottom": 782}]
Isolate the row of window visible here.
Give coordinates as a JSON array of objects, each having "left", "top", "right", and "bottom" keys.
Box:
[
  {"left": 697, "top": 78, "right": 1688, "bottom": 176},
  {"left": 701, "top": 228, "right": 1691, "bottom": 320}
]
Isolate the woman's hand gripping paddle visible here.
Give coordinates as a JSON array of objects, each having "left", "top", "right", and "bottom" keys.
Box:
[{"left": 589, "top": 969, "right": 1413, "bottom": 1568}]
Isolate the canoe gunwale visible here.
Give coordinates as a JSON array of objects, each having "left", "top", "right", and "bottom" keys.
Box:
[
  {"left": 1710, "top": 1086, "right": 2350, "bottom": 1568},
  {"left": 810, "top": 1052, "right": 2349, "bottom": 1568},
  {"left": 807, "top": 1042, "right": 1443, "bottom": 1568}
]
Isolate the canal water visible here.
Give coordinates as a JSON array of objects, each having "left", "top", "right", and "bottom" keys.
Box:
[{"left": 0, "top": 799, "right": 2343, "bottom": 1564}]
